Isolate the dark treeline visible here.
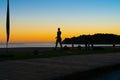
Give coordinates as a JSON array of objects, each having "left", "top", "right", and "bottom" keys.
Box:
[{"left": 62, "top": 33, "right": 120, "bottom": 44}]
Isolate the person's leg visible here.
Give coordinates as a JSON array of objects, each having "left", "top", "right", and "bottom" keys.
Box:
[
  {"left": 59, "top": 40, "right": 62, "bottom": 49},
  {"left": 55, "top": 40, "right": 58, "bottom": 49}
]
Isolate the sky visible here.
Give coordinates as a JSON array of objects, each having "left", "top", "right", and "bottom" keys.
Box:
[{"left": 0, "top": 0, "right": 120, "bottom": 43}]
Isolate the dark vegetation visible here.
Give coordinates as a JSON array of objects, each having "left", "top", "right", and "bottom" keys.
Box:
[
  {"left": 62, "top": 33, "right": 120, "bottom": 44},
  {"left": 0, "top": 47, "right": 120, "bottom": 61}
]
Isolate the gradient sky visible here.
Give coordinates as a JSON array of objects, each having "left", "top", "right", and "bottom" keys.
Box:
[{"left": 0, "top": 0, "right": 120, "bottom": 43}]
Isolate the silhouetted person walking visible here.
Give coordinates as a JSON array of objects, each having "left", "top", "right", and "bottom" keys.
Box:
[{"left": 55, "top": 28, "right": 62, "bottom": 49}]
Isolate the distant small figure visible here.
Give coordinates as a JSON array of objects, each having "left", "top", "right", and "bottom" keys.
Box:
[
  {"left": 63, "top": 45, "right": 69, "bottom": 50},
  {"left": 55, "top": 28, "right": 62, "bottom": 49},
  {"left": 72, "top": 42, "right": 74, "bottom": 49},
  {"left": 78, "top": 45, "right": 81, "bottom": 50},
  {"left": 112, "top": 44, "right": 116, "bottom": 51}
]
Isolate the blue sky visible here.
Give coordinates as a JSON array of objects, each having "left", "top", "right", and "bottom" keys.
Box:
[
  {"left": 0, "top": 0, "right": 119, "bottom": 21},
  {"left": 1, "top": 0, "right": 120, "bottom": 19}
]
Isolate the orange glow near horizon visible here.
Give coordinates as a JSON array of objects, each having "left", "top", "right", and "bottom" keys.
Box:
[
  {"left": 0, "top": 18, "right": 120, "bottom": 43},
  {"left": 0, "top": 22, "right": 120, "bottom": 43}
]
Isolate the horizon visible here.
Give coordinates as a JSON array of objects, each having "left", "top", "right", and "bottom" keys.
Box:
[
  {"left": 0, "top": 33, "right": 120, "bottom": 44},
  {"left": 0, "top": 0, "right": 120, "bottom": 43}
]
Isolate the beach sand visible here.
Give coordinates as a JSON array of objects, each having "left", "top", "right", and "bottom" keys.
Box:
[
  {"left": 0, "top": 47, "right": 54, "bottom": 52},
  {"left": 0, "top": 48, "right": 120, "bottom": 80}
]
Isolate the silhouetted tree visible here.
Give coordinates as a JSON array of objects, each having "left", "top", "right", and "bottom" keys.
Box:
[{"left": 62, "top": 33, "right": 120, "bottom": 45}]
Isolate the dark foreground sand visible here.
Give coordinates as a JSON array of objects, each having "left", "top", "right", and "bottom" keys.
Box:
[
  {"left": 0, "top": 48, "right": 120, "bottom": 80},
  {"left": 0, "top": 47, "right": 54, "bottom": 52}
]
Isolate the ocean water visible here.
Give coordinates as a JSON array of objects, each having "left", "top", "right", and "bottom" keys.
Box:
[
  {"left": 0, "top": 43, "right": 120, "bottom": 48},
  {"left": 0, "top": 43, "right": 55, "bottom": 48}
]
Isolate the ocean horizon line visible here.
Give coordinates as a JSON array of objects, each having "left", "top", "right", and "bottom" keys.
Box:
[{"left": 0, "top": 42, "right": 120, "bottom": 48}]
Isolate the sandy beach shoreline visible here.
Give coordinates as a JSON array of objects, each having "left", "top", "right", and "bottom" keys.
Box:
[
  {"left": 0, "top": 53, "right": 120, "bottom": 80},
  {"left": 0, "top": 47, "right": 54, "bottom": 52},
  {"left": 0, "top": 46, "right": 120, "bottom": 80}
]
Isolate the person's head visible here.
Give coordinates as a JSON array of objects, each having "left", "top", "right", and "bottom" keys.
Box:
[{"left": 58, "top": 28, "right": 60, "bottom": 31}]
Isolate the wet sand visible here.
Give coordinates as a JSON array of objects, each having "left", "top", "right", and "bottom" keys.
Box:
[{"left": 0, "top": 47, "right": 54, "bottom": 52}]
